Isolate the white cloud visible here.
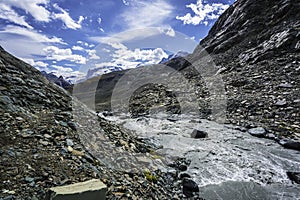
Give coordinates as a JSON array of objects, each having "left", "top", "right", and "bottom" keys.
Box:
[
  {"left": 52, "top": 3, "right": 83, "bottom": 29},
  {"left": 176, "top": 0, "right": 229, "bottom": 25},
  {"left": 22, "top": 58, "right": 36, "bottom": 66},
  {"left": 1, "top": 25, "right": 64, "bottom": 43},
  {"left": 0, "top": 25, "right": 65, "bottom": 59},
  {"left": 86, "top": 49, "right": 100, "bottom": 59},
  {"left": 47, "top": 65, "right": 86, "bottom": 81},
  {"left": 77, "top": 40, "right": 90, "bottom": 47},
  {"left": 122, "top": 0, "right": 130, "bottom": 6},
  {"left": 90, "top": 27, "right": 167, "bottom": 44},
  {"left": 120, "top": 0, "right": 174, "bottom": 29},
  {"left": 97, "top": 17, "right": 102, "bottom": 24},
  {"left": 159, "top": 26, "right": 176, "bottom": 37},
  {"left": 0, "top": 4, "right": 33, "bottom": 29},
  {"left": 35, "top": 61, "right": 48, "bottom": 67},
  {"left": 43, "top": 46, "right": 87, "bottom": 64},
  {"left": 94, "top": 45, "right": 168, "bottom": 69},
  {"left": 72, "top": 45, "right": 85, "bottom": 51},
  {"left": 1, "top": 0, "right": 51, "bottom": 22},
  {"left": 21, "top": 58, "right": 48, "bottom": 69}
]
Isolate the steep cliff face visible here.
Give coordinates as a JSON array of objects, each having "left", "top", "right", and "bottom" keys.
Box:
[
  {"left": 196, "top": 0, "right": 300, "bottom": 59},
  {"left": 190, "top": 0, "right": 300, "bottom": 136}
]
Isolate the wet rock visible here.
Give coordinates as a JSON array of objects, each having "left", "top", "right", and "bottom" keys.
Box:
[
  {"left": 182, "top": 178, "right": 199, "bottom": 197},
  {"left": 248, "top": 127, "right": 266, "bottom": 138},
  {"left": 279, "top": 140, "right": 300, "bottom": 151},
  {"left": 179, "top": 173, "right": 191, "bottom": 179},
  {"left": 191, "top": 129, "right": 208, "bottom": 139},
  {"left": 287, "top": 172, "right": 300, "bottom": 184},
  {"left": 102, "top": 111, "right": 113, "bottom": 117},
  {"left": 178, "top": 164, "right": 188, "bottom": 171}
]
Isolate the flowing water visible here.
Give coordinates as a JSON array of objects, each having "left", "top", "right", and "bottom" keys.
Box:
[{"left": 104, "top": 113, "right": 300, "bottom": 200}]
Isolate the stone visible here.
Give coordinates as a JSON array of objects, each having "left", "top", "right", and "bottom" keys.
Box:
[
  {"left": 25, "top": 176, "right": 34, "bottom": 183},
  {"left": 179, "top": 173, "right": 191, "bottom": 179},
  {"left": 67, "top": 122, "right": 77, "bottom": 130},
  {"left": 66, "top": 139, "right": 74, "bottom": 147},
  {"left": 47, "top": 179, "right": 107, "bottom": 200},
  {"left": 279, "top": 140, "right": 300, "bottom": 151},
  {"left": 286, "top": 172, "right": 300, "bottom": 184},
  {"left": 178, "top": 164, "right": 188, "bottom": 171},
  {"left": 191, "top": 129, "right": 208, "bottom": 139},
  {"left": 182, "top": 178, "right": 199, "bottom": 197},
  {"left": 278, "top": 83, "right": 292, "bottom": 88},
  {"left": 40, "top": 140, "right": 49, "bottom": 146},
  {"left": 275, "top": 99, "right": 287, "bottom": 106},
  {"left": 248, "top": 127, "right": 266, "bottom": 138}
]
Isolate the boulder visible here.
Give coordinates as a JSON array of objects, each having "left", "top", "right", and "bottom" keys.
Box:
[
  {"left": 279, "top": 140, "right": 300, "bottom": 151},
  {"left": 191, "top": 129, "right": 208, "bottom": 139},
  {"left": 287, "top": 172, "right": 300, "bottom": 184},
  {"left": 47, "top": 179, "right": 107, "bottom": 200},
  {"left": 182, "top": 178, "right": 199, "bottom": 197},
  {"left": 248, "top": 127, "right": 266, "bottom": 138}
]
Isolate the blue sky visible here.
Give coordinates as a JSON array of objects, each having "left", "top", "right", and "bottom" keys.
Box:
[{"left": 0, "top": 0, "right": 234, "bottom": 81}]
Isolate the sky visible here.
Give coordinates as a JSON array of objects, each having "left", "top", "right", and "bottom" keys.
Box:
[{"left": 0, "top": 0, "right": 235, "bottom": 81}]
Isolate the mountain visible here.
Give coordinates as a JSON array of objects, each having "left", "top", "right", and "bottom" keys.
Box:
[
  {"left": 159, "top": 51, "right": 189, "bottom": 64},
  {"left": 91, "top": 0, "right": 299, "bottom": 138},
  {"left": 41, "top": 71, "right": 73, "bottom": 90},
  {"left": 1, "top": 0, "right": 300, "bottom": 198},
  {"left": 192, "top": 0, "right": 300, "bottom": 136},
  {"left": 0, "top": 45, "right": 198, "bottom": 200},
  {"left": 86, "top": 65, "right": 124, "bottom": 80},
  {"left": 84, "top": 49, "right": 185, "bottom": 80}
]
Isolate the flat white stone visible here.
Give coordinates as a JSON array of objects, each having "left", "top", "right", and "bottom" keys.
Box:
[{"left": 48, "top": 179, "right": 107, "bottom": 200}]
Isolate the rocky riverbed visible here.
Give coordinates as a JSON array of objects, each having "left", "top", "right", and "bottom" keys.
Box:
[{"left": 102, "top": 112, "right": 300, "bottom": 199}]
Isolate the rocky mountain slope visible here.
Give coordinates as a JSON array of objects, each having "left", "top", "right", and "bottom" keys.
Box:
[
  {"left": 0, "top": 46, "right": 203, "bottom": 199},
  {"left": 92, "top": 0, "right": 299, "bottom": 140},
  {"left": 193, "top": 0, "right": 300, "bottom": 138}
]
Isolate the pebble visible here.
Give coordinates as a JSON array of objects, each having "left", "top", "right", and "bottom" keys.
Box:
[
  {"left": 275, "top": 99, "right": 287, "bottom": 106},
  {"left": 278, "top": 83, "right": 292, "bottom": 88},
  {"left": 66, "top": 139, "right": 74, "bottom": 146},
  {"left": 39, "top": 140, "right": 49, "bottom": 146}
]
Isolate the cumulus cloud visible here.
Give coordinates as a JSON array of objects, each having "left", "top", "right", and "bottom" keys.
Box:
[
  {"left": 91, "top": 43, "right": 168, "bottom": 71},
  {"left": 52, "top": 4, "right": 84, "bottom": 29},
  {"left": 43, "top": 46, "right": 87, "bottom": 64},
  {"left": 120, "top": 0, "right": 174, "bottom": 29},
  {"left": 86, "top": 49, "right": 100, "bottom": 59},
  {"left": 35, "top": 61, "right": 49, "bottom": 67},
  {"left": 42, "top": 65, "right": 85, "bottom": 81},
  {"left": 176, "top": 0, "right": 229, "bottom": 25},
  {"left": 159, "top": 26, "right": 176, "bottom": 37},
  {"left": 72, "top": 45, "right": 85, "bottom": 51}
]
